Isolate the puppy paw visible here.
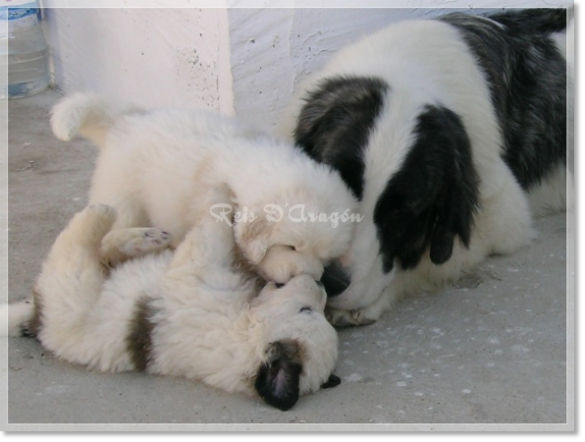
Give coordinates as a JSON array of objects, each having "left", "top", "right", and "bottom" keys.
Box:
[
  {"left": 122, "top": 228, "right": 172, "bottom": 256},
  {"left": 101, "top": 228, "right": 172, "bottom": 263}
]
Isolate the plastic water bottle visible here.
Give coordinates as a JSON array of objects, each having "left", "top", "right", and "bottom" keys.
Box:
[{"left": 0, "top": 0, "right": 50, "bottom": 99}]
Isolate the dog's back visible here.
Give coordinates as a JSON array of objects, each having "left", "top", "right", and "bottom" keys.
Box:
[{"left": 439, "top": 9, "right": 567, "bottom": 196}]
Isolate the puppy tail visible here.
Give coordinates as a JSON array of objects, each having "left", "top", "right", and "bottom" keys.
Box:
[
  {"left": 50, "top": 92, "right": 142, "bottom": 149},
  {"left": 0, "top": 300, "right": 35, "bottom": 338}
]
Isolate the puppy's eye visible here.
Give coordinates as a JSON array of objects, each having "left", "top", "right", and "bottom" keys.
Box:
[
  {"left": 275, "top": 283, "right": 285, "bottom": 289},
  {"left": 300, "top": 306, "right": 312, "bottom": 313}
]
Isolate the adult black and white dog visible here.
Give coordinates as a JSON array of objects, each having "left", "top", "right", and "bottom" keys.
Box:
[{"left": 279, "top": 9, "right": 571, "bottom": 326}]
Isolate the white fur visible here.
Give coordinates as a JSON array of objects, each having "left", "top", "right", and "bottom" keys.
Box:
[
  {"left": 50, "top": 93, "right": 358, "bottom": 284},
  {"left": 279, "top": 19, "right": 566, "bottom": 326},
  {"left": 1, "top": 301, "right": 34, "bottom": 337},
  {"left": 5, "top": 201, "right": 338, "bottom": 404}
]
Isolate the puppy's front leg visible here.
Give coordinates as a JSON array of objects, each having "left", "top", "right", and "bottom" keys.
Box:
[{"left": 167, "top": 185, "right": 237, "bottom": 276}]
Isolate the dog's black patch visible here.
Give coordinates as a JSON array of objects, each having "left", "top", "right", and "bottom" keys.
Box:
[
  {"left": 440, "top": 9, "right": 567, "bottom": 189},
  {"left": 374, "top": 105, "right": 479, "bottom": 273},
  {"left": 489, "top": 8, "right": 568, "bottom": 34},
  {"left": 293, "top": 76, "right": 389, "bottom": 200},
  {"left": 126, "top": 296, "right": 156, "bottom": 372},
  {"left": 254, "top": 340, "right": 302, "bottom": 411}
]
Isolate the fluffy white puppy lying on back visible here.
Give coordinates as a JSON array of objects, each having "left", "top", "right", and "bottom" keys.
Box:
[
  {"left": 4, "top": 187, "right": 341, "bottom": 411},
  {"left": 50, "top": 93, "right": 358, "bottom": 285}
]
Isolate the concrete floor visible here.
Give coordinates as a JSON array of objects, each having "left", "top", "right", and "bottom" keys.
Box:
[{"left": 1, "top": 89, "right": 573, "bottom": 431}]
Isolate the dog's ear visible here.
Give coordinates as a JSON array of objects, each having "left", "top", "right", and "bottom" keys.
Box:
[
  {"left": 293, "top": 76, "right": 389, "bottom": 200},
  {"left": 254, "top": 340, "right": 302, "bottom": 411},
  {"left": 234, "top": 215, "right": 273, "bottom": 265},
  {"left": 374, "top": 105, "right": 479, "bottom": 273}
]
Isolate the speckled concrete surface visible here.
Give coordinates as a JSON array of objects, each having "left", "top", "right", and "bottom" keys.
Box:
[{"left": 2, "top": 89, "right": 572, "bottom": 431}]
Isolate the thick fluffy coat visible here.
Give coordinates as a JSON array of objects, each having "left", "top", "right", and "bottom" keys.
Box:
[
  {"left": 279, "top": 9, "right": 570, "bottom": 325},
  {"left": 5, "top": 194, "right": 340, "bottom": 411},
  {"left": 50, "top": 94, "right": 358, "bottom": 285}
]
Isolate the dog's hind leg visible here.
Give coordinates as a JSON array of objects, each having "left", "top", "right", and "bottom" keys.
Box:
[
  {"left": 100, "top": 227, "right": 173, "bottom": 266},
  {"left": 33, "top": 205, "right": 118, "bottom": 363}
]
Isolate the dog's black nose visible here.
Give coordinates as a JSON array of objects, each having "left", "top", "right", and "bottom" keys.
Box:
[{"left": 320, "top": 260, "right": 351, "bottom": 297}]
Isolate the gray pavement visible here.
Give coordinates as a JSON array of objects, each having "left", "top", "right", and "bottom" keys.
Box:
[{"left": 2, "top": 89, "right": 571, "bottom": 430}]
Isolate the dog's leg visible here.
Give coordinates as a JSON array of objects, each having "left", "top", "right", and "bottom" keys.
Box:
[
  {"left": 100, "top": 228, "right": 173, "bottom": 266},
  {"left": 170, "top": 186, "right": 234, "bottom": 266},
  {"left": 88, "top": 187, "right": 150, "bottom": 232},
  {"left": 33, "top": 205, "right": 125, "bottom": 365},
  {"left": 166, "top": 186, "right": 242, "bottom": 289}
]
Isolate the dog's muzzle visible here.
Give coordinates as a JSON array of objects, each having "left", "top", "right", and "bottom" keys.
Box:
[{"left": 320, "top": 260, "right": 351, "bottom": 297}]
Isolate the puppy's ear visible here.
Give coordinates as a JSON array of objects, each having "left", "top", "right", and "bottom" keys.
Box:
[
  {"left": 254, "top": 340, "right": 302, "bottom": 411},
  {"left": 235, "top": 216, "right": 273, "bottom": 265},
  {"left": 374, "top": 105, "right": 479, "bottom": 272}
]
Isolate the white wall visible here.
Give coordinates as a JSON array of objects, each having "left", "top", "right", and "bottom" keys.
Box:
[
  {"left": 43, "top": 7, "right": 233, "bottom": 112},
  {"left": 41, "top": 0, "right": 571, "bottom": 129}
]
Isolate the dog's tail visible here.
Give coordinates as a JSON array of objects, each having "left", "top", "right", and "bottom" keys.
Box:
[
  {"left": 50, "top": 92, "right": 142, "bottom": 149},
  {"left": 0, "top": 300, "right": 35, "bottom": 338}
]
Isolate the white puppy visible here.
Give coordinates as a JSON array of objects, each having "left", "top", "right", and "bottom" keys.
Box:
[
  {"left": 50, "top": 93, "right": 358, "bottom": 285},
  {"left": 5, "top": 189, "right": 340, "bottom": 411}
]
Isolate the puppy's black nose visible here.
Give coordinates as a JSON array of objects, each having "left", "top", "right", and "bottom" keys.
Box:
[
  {"left": 275, "top": 283, "right": 285, "bottom": 289},
  {"left": 320, "top": 260, "right": 351, "bottom": 297}
]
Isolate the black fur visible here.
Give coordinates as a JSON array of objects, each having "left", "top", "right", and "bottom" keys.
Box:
[
  {"left": 489, "top": 8, "right": 568, "bottom": 34},
  {"left": 254, "top": 341, "right": 302, "bottom": 411},
  {"left": 440, "top": 9, "right": 567, "bottom": 189},
  {"left": 18, "top": 297, "right": 37, "bottom": 338},
  {"left": 320, "top": 373, "right": 342, "bottom": 389},
  {"left": 20, "top": 323, "right": 37, "bottom": 338},
  {"left": 295, "top": 9, "right": 565, "bottom": 292},
  {"left": 294, "top": 76, "right": 389, "bottom": 200},
  {"left": 126, "top": 296, "right": 156, "bottom": 372},
  {"left": 374, "top": 105, "right": 479, "bottom": 273}
]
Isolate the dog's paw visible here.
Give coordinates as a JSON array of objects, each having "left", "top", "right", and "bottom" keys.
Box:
[
  {"left": 325, "top": 306, "right": 378, "bottom": 327},
  {"left": 102, "top": 228, "right": 172, "bottom": 259}
]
